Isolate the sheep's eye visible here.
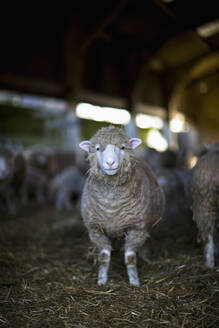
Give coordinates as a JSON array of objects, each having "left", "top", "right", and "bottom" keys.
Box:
[
  {"left": 121, "top": 145, "right": 125, "bottom": 150},
  {"left": 96, "top": 146, "right": 100, "bottom": 151}
]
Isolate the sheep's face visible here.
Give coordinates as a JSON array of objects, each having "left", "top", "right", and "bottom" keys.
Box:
[
  {"left": 94, "top": 143, "right": 125, "bottom": 175},
  {"left": 79, "top": 126, "right": 142, "bottom": 178}
]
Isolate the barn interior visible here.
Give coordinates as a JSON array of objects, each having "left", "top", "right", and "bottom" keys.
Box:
[{"left": 0, "top": 1, "right": 219, "bottom": 327}]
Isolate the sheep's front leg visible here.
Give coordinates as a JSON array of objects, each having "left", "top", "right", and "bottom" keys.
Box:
[
  {"left": 98, "top": 249, "right": 111, "bottom": 286},
  {"left": 124, "top": 229, "right": 147, "bottom": 287},
  {"left": 204, "top": 234, "right": 215, "bottom": 268},
  {"left": 88, "top": 227, "right": 112, "bottom": 285},
  {"left": 124, "top": 250, "right": 139, "bottom": 287}
]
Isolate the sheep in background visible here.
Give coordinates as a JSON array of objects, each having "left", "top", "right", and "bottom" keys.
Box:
[
  {"left": 49, "top": 165, "right": 85, "bottom": 211},
  {"left": 52, "top": 148, "right": 89, "bottom": 176},
  {"left": 0, "top": 147, "right": 14, "bottom": 185},
  {"left": 52, "top": 149, "right": 75, "bottom": 173},
  {"left": 24, "top": 145, "right": 57, "bottom": 178},
  {"left": 0, "top": 147, "right": 27, "bottom": 215},
  {"left": 10, "top": 150, "right": 27, "bottom": 208},
  {"left": 190, "top": 142, "right": 219, "bottom": 268},
  {"left": 25, "top": 166, "right": 49, "bottom": 203},
  {"left": 156, "top": 167, "right": 193, "bottom": 230},
  {"left": 0, "top": 147, "right": 15, "bottom": 214},
  {"left": 79, "top": 126, "right": 164, "bottom": 286},
  {"left": 144, "top": 147, "right": 178, "bottom": 173},
  {"left": 24, "top": 145, "right": 57, "bottom": 203}
]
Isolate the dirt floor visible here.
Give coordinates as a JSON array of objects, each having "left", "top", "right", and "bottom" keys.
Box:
[{"left": 0, "top": 203, "right": 218, "bottom": 328}]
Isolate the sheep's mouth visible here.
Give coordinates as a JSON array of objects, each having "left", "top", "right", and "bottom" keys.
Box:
[
  {"left": 105, "top": 167, "right": 119, "bottom": 171},
  {"left": 104, "top": 167, "right": 119, "bottom": 175}
]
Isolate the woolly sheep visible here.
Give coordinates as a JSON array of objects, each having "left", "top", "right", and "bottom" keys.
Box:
[
  {"left": 156, "top": 167, "right": 193, "bottom": 229},
  {"left": 10, "top": 150, "right": 27, "bottom": 208},
  {"left": 79, "top": 126, "right": 164, "bottom": 286},
  {"left": 25, "top": 165, "right": 49, "bottom": 203},
  {"left": 24, "top": 145, "right": 57, "bottom": 203},
  {"left": 0, "top": 147, "right": 27, "bottom": 215},
  {"left": 24, "top": 145, "right": 57, "bottom": 179},
  {"left": 49, "top": 165, "right": 85, "bottom": 211},
  {"left": 190, "top": 142, "right": 219, "bottom": 268},
  {"left": 0, "top": 147, "right": 15, "bottom": 213}
]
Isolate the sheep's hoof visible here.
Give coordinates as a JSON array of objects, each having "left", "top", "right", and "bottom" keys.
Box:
[
  {"left": 130, "top": 278, "right": 140, "bottom": 287},
  {"left": 125, "top": 251, "right": 140, "bottom": 286},
  {"left": 127, "top": 265, "right": 140, "bottom": 287},
  {"left": 97, "top": 276, "right": 108, "bottom": 286},
  {"left": 97, "top": 267, "right": 108, "bottom": 285},
  {"left": 97, "top": 249, "right": 111, "bottom": 286},
  {"left": 205, "top": 259, "right": 215, "bottom": 268},
  {"left": 204, "top": 234, "right": 215, "bottom": 268}
]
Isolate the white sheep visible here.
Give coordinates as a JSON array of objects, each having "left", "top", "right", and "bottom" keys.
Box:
[{"left": 79, "top": 126, "right": 164, "bottom": 286}]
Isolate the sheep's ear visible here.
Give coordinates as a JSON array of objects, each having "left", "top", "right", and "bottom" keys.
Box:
[
  {"left": 79, "top": 141, "right": 91, "bottom": 152},
  {"left": 129, "top": 138, "right": 142, "bottom": 149}
]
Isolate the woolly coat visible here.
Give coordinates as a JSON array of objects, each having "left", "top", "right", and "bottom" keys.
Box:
[
  {"left": 80, "top": 126, "right": 164, "bottom": 252},
  {"left": 190, "top": 144, "right": 219, "bottom": 240}
]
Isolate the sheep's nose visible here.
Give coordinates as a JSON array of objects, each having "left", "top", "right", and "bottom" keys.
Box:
[{"left": 106, "top": 160, "right": 115, "bottom": 168}]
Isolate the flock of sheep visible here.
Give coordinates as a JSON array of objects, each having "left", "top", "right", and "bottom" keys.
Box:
[
  {"left": 0, "top": 125, "right": 219, "bottom": 286},
  {"left": 0, "top": 143, "right": 85, "bottom": 215}
]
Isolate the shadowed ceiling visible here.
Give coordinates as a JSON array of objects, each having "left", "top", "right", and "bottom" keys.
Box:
[{"left": 0, "top": 1, "right": 219, "bottom": 138}]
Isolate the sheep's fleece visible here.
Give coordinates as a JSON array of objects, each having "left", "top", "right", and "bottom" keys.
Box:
[
  {"left": 79, "top": 125, "right": 164, "bottom": 286},
  {"left": 190, "top": 142, "right": 219, "bottom": 268}
]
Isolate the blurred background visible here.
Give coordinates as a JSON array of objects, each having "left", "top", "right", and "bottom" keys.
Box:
[{"left": 0, "top": 0, "right": 219, "bottom": 214}]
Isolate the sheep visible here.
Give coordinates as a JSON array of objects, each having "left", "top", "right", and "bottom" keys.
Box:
[
  {"left": 144, "top": 147, "right": 178, "bottom": 173},
  {"left": 190, "top": 142, "right": 219, "bottom": 268},
  {"left": 0, "top": 146, "right": 15, "bottom": 213},
  {"left": 25, "top": 165, "right": 49, "bottom": 203},
  {"left": 79, "top": 125, "right": 164, "bottom": 286},
  {"left": 0, "top": 147, "right": 14, "bottom": 186},
  {"left": 156, "top": 167, "right": 193, "bottom": 229},
  {"left": 10, "top": 150, "right": 28, "bottom": 208},
  {"left": 24, "top": 145, "right": 57, "bottom": 179},
  {"left": 0, "top": 147, "right": 27, "bottom": 215},
  {"left": 52, "top": 149, "right": 75, "bottom": 172},
  {"left": 24, "top": 145, "right": 57, "bottom": 203},
  {"left": 52, "top": 148, "right": 89, "bottom": 176},
  {"left": 49, "top": 165, "right": 85, "bottom": 211}
]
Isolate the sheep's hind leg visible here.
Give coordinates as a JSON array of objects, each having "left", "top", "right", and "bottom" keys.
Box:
[
  {"left": 205, "top": 234, "right": 215, "bottom": 268},
  {"left": 124, "top": 250, "right": 140, "bottom": 287},
  {"left": 98, "top": 249, "right": 111, "bottom": 286}
]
